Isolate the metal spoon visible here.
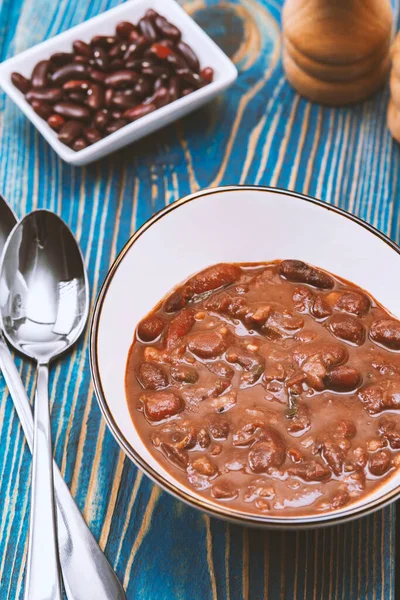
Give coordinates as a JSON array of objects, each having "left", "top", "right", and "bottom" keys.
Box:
[{"left": 0, "top": 206, "right": 125, "bottom": 600}]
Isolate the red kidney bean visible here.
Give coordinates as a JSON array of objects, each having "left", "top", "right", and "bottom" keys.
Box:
[
  {"left": 168, "top": 76, "right": 180, "bottom": 101},
  {"left": 138, "top": 315, "right": 164, "bottom": 342},
  {"left": 72, "top": 137, "right": 88, "bottom": 151},
  {"left": 26, "top": 88, "right": 63, "bottom": 103},
  {"left": 154, "top": 15, "right": 181, "bottom": 42},
  {"left": 145, "top": 87, "right": 169, "bottom": 109},
  {"left": 138, "top": 16, "right": 158, "bottom": 41},
  {"left": 63, "top": 79, "right": 91, "bottom": 91},
  {"left": 280, "top": 260, "right": 334, "bottom": 289},
  {"left": 181, "top": 88, "right": 194, "bottom": 97},
  {"left": 83, "top": 127, "right": 103, "bottom": 144},
  {"left": 67, "top": 92, "right": 87, "bottom": 102},
  {"left": 53, "top": 101, "right": 91, "bottom": 121},
  {"left": 328, "top": 314, "right": 366, "bottom": 346},
  {"left": 112, "top": 91, "right": 136, "bottom": 108},
  {"left": 73, "top": 40, "right": 92, "bottom": 57},
  {"left": 200, "top": 66, "right": 214, "bottom": 83},
  {"left": 110, "top": 59, "right": 125, "bottom": 71},
  {"left": 73, "top": 55, "right": 91, "bottom": 65},
  {"left": 134, "top": 77, "right": 153, "bottom": 98},
  {"left": 324, "top": 365, "right": 361, "bottom": 392},
  {"left": 177, "top": 69, "right": 204, "bottom": 89},
  {"left": 11, "top": 72, "right": 31, "bottom": 94},
  {"left": 177, "top": 41, "right": 200, "bottom": 72},
  {"left": 153, "top": 76, "right": 165, "bottom": 91},
  {"left": 47, "top": 114, "right": 65, "bottom": 131},
  {"left": 111, "top": 109, "right": 124, "bottom": 119},
  {"left": 145, "top": 8, "right": 158, "bottom": 23},
  {"left": 93, "top": 47, "right": 109, "bottom": 70},
  {"left": 123, "top": 36, "right": 148, "bottom": 61},
  {"left": 91, "top": 35, "right": 116, "bottom": 48},
  {"left": 87, "top": 83, "right": 104, "bottom": 110},
  {"left": 51, "top": 63, "right": 87, "bottom": 84},
  {"left": 370, "top": 319, "right": 400, "bottom": 350},
  {"left": 105, "top": 88, "right": 114, "bottom": 107},
  {"left": 93, "top": 108, "right": 110, "bottom": 129},
  {"left": 123, "top": 102, "right": 156, "bottom": 122},
  {"left": 116, "top": 21, "right": 137, "bottom": 39},
  {"left": 368, "top": 450, "right": 392, "bottom": 476},
  {"left": 50, "top": 52, "right": 74, "bottom": 66},
  {"left": 58, "top": 120, "right": 83, "bottom": 145},
  {"left": 142, "top": 65, "right": 170, "bottom": 78},
  {"left": 105, "top": 70, "right": 139, "bottom": 88},
  {"left": 110, "top": 42, "right": 128, "bottom": 58},
  {"left": 128, "top": 29, "right": 141, "bottom": 43},
  {"left": 105, "top": 118, "right": 128, "bottom": 134},
  {"left": 31, "top": 100, "right": 53, "bottom": 119},
  {"left": 88, "top": 67, "right": 107, "bottom": 83},
  {"left": 31, "top": 60, "right": 51, "bottom": 88},
  {"left": 248, "top": 429, "right": 286, "bottom": 472}
]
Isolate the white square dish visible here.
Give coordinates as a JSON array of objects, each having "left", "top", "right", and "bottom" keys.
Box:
[{"left": 0, "top": 0, "right": 237, "bottom": 166}]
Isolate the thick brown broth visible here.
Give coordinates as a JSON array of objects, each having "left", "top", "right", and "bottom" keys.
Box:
[{"left": 125, "top": 260, "right": 400, "bottom": 516}]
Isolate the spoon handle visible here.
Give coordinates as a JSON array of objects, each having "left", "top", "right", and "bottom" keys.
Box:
[{"left": 0, "top": 336, "right": 126, "bottom": 600}]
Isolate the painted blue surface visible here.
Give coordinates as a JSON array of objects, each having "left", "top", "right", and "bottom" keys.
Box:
[{"left": 0, "top": 0, "right": 398, "bottom": 598}]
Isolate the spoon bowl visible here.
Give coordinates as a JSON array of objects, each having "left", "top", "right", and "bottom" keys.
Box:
[{"left": 1, "top": 210, "right": 88, "bottom": 362}]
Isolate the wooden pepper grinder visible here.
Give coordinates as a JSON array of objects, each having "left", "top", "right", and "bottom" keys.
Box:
[
  {"left": 282, "top": 0, "right": 393, "bottom": 105},
  {"left": 387, "top": 34, "right": 400, "bottom": 142}
]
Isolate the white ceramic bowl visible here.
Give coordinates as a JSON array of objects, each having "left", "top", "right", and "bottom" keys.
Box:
[
  {"left": 90, "top": 186, "right": 400, "bottom": 528},
  {"left": 0, "top": 0, "right": 237, "bottom": 166}
]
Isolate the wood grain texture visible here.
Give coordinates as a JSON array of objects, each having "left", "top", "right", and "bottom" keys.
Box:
[{"left": 0, "top": 0, "right": 399, "bottom": 598}]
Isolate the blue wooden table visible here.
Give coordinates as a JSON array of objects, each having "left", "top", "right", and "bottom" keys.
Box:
[{"left": 0, "top": 0, "right": 399, "bottom": 598}]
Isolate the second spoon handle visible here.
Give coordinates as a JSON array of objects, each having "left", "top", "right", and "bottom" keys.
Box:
[
  {"left": 25, "top": 362, "right": 62, "bottom": 600},
  {"left": 0, "top": 336, "right": 126, "bottom": 600}
]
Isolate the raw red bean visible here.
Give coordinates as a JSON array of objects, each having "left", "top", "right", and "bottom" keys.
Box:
[
  {"left": 88, "top": 68, "right": 107, "bottom": 83},
  {"left": 72, "top": 137, "right": 88, "bottom": 151},
  {"left": 168, "top": 76, "right": 180, "bottom": 101},
  {"left": 73, "top": 55, "right": 91, "bottom": 65},
  {"left": 142, "top": 65, "right": 170, "bottom": 78},
  {"left": 93, "top": 108, "right": 110, "bottom": 130},
  {"left": 105, "top": 88, "right": 114, "bottom": 107},
  {"left": 177, "top": 69, "right": 204, "bottom": 89},
  {"left": 31, "top": 60, "right": 51, "bottom": 88},
  {"left": 73, "top": 40, "right": 92, "bottom": 57},
  {"left": 181, "top": 88, "right": 194, "bottom": 97},
  {"left": 123, "top": 102, "right": 156, "bottom": 121},
  {"left": 91, "top": 35, "right": 116, "bottom": 48},
  {"left": 11, "top": 72, "right": 31, "bottom": 94},
  {"left": 58, "top": 120, "right": 83, "bottom": 145},
  {"left": 105, "top": 119, "right": 128, "bottom": 134},
  {"left": 51, "top": 63, "right": 87, "bottom": 84},
  {"left": 31, "top": 100, "right": 53, "bottom": 119},
  {"left": 145, "top": 9, "right": 158, "bottom": 23},
  {"left": 146, "top": 87, "right": 169, "bottom": 108},
  {"left": 83, "top": 127, "right": 103, "bottom": 144},
  {"left": 105, "top": 70, "right": 139, "bottom": 88},
  {"left": 128, "top": 29, "right": 141, "bottom": 43},
  {"left": 154, "top": 15, "right": 181, "bottom": 42},
  {"left": 50, "top": 52, "right": 74, "bottom": 66},
  {"left": 67, "top": 92, "right": 87, "bottom": 103},
  {"left": 111, "top": 109, "right": 124, "bottom": 120},
  {"left": 47, "top": 114, "right": 65, "bottom": 131},
  {"left": 200, "top": 67, "right": 214, "bottom": 83},
  {"left": 116, "top": 21, "right": 138, "bottom": 39},
  {"left": 54, "top": 101, "right": 91, "bottom": 121},
  {"left": 134, "top": 77, "right": 153, "bottom": 98},
  {"left": 63, "top": 79, "right": 91, "bottom": 91},
  {"left": 177, "top": 41, "right": 200, "bottom": 72},
  {"left": 26, "top": 88, "right": 63, "bottom": 103},
  {"left": 138, "top": 16, "right": 158, "bottom": 41},
  {"left": 93, "top": 47, "right": 109, "bottom": 70},
  {"left": 87, "top": 83, "right": 104, "bottom": 110},
  {"left": 109, "top": 42, "right": 128, "bottom": 58},
  {"left": 110, "top": 59, "right": 125, "bottom": 71},
  {"left": 112, "top": 91, "right": 136, "bottom": 108},
  {"left": 123, "top": 36, "right": 148, "bottom": 61}
]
